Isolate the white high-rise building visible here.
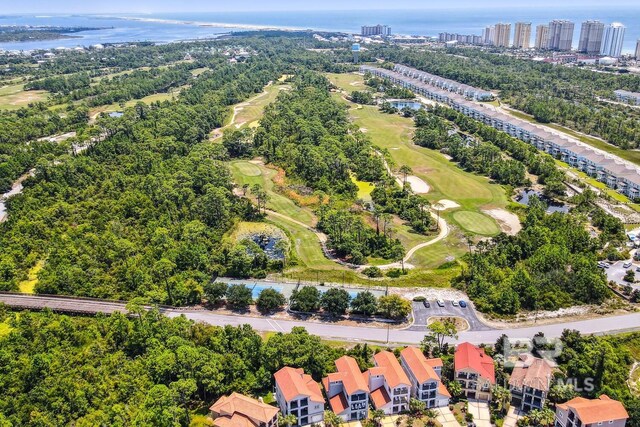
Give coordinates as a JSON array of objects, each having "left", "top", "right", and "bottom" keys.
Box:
[
  {"left": 535, "top": 25, "right": 549, "bottom": 49},
  {"left": 635, "top": 39, "right": 640, "bottom": 59},
  {"left": 601, "top": 23, "right": 626, "bottom": 57},
  {"left": 513, "top": 22, "right": 531, "bottom": 49},
  {"left": 548, "top": 20, "right": 574, "bottom": 51},
  {"left": 578, "top": 20, "right": 604, "bottom": 54}
]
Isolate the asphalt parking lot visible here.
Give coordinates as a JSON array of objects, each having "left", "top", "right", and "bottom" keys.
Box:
[
  {"left": 409, "top": 299, "right": 491, "bottom": 332},
  {"left": 603, "top": 260, "right": 640, "bottom": 288}
]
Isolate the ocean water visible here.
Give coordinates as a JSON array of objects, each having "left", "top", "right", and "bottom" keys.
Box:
[{"left": 0, "top": 7, "right": 639, "bottom": 53}]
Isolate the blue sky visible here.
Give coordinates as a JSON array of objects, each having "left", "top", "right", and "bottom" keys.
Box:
[{"left": 5, "top": 0, "right": 640, "bottom": 14}]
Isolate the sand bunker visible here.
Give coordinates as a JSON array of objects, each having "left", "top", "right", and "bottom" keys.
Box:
[
  {"left": 434, "top": 199, "right": 461, "bottom": 210},
  {"left": 406, "top": 176, "right": 430, "bottom": 194},
  {"left": 483, "top": 208, "right": 522, "bottom": 235}
]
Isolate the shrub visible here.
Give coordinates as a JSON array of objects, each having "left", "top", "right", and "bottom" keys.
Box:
[{"left": 362, "top": 266, "right": 383, "bottom": 278}]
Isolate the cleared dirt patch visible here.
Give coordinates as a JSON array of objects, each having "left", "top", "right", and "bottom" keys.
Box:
[{"left": 483, "top": 208, "right": 522, "bottom": 235}]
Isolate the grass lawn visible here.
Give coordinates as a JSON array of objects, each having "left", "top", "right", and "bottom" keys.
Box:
[
  {"left": 505, "top": 107, "right": 640, "bottom": 166},
  {"left": 19, "top": 260, "right": 44, "bottom": 294},
  {"left": 0, "top": 83, "right": 47, "bottom": 110},
  {"left": 452, "top": 211, "right": 500, "bottom": 236},
  {"left": 229, "top": 160, "right": 315, "bottom": 226}
]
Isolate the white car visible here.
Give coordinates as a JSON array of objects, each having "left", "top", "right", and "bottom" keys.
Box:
[
  {"left": 436, "top": 299, "right": 445, "bottom": 307},
  {"left": 451, "top": 300, "right": 459, "bottom": 307},
  {"left": 624, "top": 261, "right": 633, "bottom": 268}
]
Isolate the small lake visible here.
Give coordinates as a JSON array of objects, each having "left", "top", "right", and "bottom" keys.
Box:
[
  {"left": 515, "top": 189, "right": 569, "bottom": 214},
  {"left": 250, "top": 234, "right": 285, "bottom": 260},
  {"left": 109, "top": 111, "right": 124, "bottom": 118},
  {"left": 390, "top": 100, "right": 423, "bottom": 110}
]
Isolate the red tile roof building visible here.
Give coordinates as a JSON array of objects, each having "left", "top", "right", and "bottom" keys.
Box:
[
  {"left": 400, "top": 346, "right": 450, "bottom": 408},
  {"left": 364, "top": 351, "right": 411, "bottom": 415},
  {"left": 274, "top": 367, "right": 324, "bottom": 427},
  {"left": 454, "top": 342, "right": 496, "bottom": 401},
  {"left": 209, "top": 392, "right": 279, "bottom": 427},
  {"left": 556, "top": 395, "right": 629, "bottom": 427},
  {"left": 322, "top": 356, "right": 369, "bottom": 422},
  {"left": 509, "top": 354, "right": 555, "bottom": 412}
]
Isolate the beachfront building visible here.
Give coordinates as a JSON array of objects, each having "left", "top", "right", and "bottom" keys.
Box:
[
  {"left": 322, "top": 356, "right": 369, "bottom": 422},
  {"left": 555, "top": 395, "right": 629, "bottom": 427},
  {"left": 274, "top": 367, "right": 324, "bottom": 427},
  {"left": 361, "top": 24, "right": 391, "bottom": 37},
  {"left": 364, "top": 351, "right": 411, "bottom": 415},
  {"left": 535, "top": 25, "right": 550, "bottom": 49},
  {"left": 601, "top": 23, "right": 626, "bottom": 57},
  {"left": 508, "top": 355, "right": 555, "bottom": 412},
  {"left": 578, "top": 20, "right": 604, "bottom": 54},
  {"left": 399, "top": 347, "right": 450, "bottom": 408},
  {"left": 209, "top": 392, "right": 279, "bottom": 427},
  {"left": 514, "top": 22, "right": 531, "bottom": 49},
  {"left": 361, "top": 64, "right": 640, "bottom": 200},
  {"left": 548, "top": 20, "right": 575, "bottom": 51},
  {"left": 454, "top": 342, "right": 495, "bottom": 401},
  {"left": 615, "top": 90, "right": 640, "bottom": 106}
]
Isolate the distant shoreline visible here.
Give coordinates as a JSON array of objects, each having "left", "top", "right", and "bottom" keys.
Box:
[{"left": 115, "top": 15, "right": 306, "bottom": 32}]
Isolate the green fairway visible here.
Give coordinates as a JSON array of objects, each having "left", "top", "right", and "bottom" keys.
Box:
[
  {"left": 233, "top": 81, "right": 290, "bottom": 129},
  {"left": 452, "top": 211, "right": 500, "bottom": 236},
  {"left": 230, "top": 160, "right": 315, "bottom": 227},
  {"left": 0, "top": 83, "right": 47, "bottom": 110},
  {"left": 326, "top": 72, "right": 366, "bottom": 94}
]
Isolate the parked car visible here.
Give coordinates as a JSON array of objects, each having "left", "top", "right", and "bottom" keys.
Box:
[
  {"left": 459, "top": 300, "right": 467, "bottom": 308},
  {"left": 451, "top": 300, "right": 459, "bottom": 307},
  {"left": 436, "top": 299, "right": 445, "bottom": 307},
  {"left": 636, "top": 266, "right": 640, "bottom": 272},
  {"left": 423, "top": 301, "right": 431, "bottom": 308},
  {"left": 624, "top": 261, "right": 633, "bottom": 268}
]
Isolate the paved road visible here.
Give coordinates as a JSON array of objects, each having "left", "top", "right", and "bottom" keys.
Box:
[{"left": 3, "top": 293, "right": 640, "bottom": 345}]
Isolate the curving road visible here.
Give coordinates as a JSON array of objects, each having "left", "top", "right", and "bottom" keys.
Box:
[{"left": 3, "top": 293, "right": 640, "bottom": 345}]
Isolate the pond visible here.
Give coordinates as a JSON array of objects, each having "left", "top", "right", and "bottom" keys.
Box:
[
  {"left": 515, "top": 189, "right": 569, "bottom": 214},
  {"left": 250, "top": 233, "right": 285, "bottom": 260},
  {"left": 390, "top": 100, "right": 423, "bottom": 110},
  {"left": 109, "top": 111, "right": 124, "bottom": 118}
]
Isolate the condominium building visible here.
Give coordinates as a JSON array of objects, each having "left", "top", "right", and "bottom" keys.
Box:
[
  {"left": 548, "top": 20, "right": 575, "bottom": 51},
  {"left": 493, "top": 23, "right": 511, "bottom": 48},
  {"left": 322, "top": 356, "right": 369, "bottom": 422},
  {"left": 635, "top": 39, "right": 640, "bottom": 59},
  {"left": 364, "top": 351, "right": 411, "bottom": 415},
  {"left": 483, "top": 26, "right": 494, "bottom": 45},
  {"left": 399, "top": 347, "right": 450, "bottom": 408},
  {"left": 555, "top": 395, "right": 628, "bottom": 427},
  {"left": 513, "top": 22, "right": 531, "bottom": 49},
  {"left": 578, "top": 20, "right": 604, "bottom": 54},
  {"left": 209, "top": 392, "right": 279, "bottom": 427},
  {"left": 361, "top": 64, "right": 640, "bottom": 200},
  {"left": 535, "top": 24, "right": 550, "bottom": 49},
  {"left": 508, "top": 355, "right": 555, "bottom": 412},
  {"left": 361, "top": 24, "right": 391, "bottom": 37},
  {"left": 274, "top": 367, "right": 325, "bottom": 427},
  {"left": 454, "top": 342, "right": 495, "bottom": 401},
  {"left": 601, "top": 23, "right": 626, "bottom": 57}
]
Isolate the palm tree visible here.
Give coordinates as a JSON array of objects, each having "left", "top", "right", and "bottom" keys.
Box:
[
  {"left": 492, "top": 385, "right": 511, "bottom": 414},
  {"left": 278, "top": 414, "right": 297, "bottom": 427},
  {"left": 324, "top": 410, "right": 343, "bottom": 427},
  {"left": 528, "top": 408, "right": 555, "bottom": 427},
  {"left": 424, "top": 409, "right": 438, "bottom": 427},
  {"left": 370, "top": 409, "right": 385, "bottom": 427},
  {"left": 399, "top": 165, "right": 412, "bottom": 186}
]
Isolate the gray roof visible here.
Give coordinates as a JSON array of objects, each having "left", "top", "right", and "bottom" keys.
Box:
[{"left": 362, "top": 65, "right": 640, "bottom": 187}]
